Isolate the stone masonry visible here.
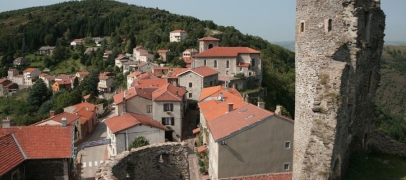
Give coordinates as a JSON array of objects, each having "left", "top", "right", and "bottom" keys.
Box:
[
  {"left": 294, "top": 0, "right": 385, "bottom": 180},
  {"left": 96, "top": 142, "right": 189, "bottom": 180}
]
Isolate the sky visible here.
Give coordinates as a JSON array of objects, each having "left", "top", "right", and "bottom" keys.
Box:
[{"left": 0, "top": 0, "right": 405, "bottom": 42}]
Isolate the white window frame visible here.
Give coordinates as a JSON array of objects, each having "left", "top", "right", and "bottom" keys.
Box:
[
  {"left": 284, "top": 163, "right": 290, "bottom": 170},
  {"left": 285, "top": 141, "right": 291, "bottom": 149}
]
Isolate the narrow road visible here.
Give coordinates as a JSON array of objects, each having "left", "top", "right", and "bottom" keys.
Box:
[{"left": 78, "top": 121, "right": 108, "bottom": 180}]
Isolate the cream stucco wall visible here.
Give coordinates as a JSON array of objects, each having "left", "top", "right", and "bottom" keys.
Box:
[
  {"left": 115, "top": 96, "right": 153, "bottom": 118},
  {"left": 153, "top": 101, "right": 183, "bottom": 142},
  {"left": 208, "top": 132, "right": 219, "bottom": 180}
]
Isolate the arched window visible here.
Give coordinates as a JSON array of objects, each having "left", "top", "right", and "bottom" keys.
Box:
[
  {"left": 214, "top": 60, "right": 217, "bottom": 68},
  {"left": 226, "top": 60, "right": 229, "bottom": 68},
  {"left": 204, "top": 60, "right": 206, "bottom": 66}
]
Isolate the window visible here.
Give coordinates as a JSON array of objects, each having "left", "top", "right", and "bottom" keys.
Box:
[
  {"left": 147, "top": 105, "right": 152, "bottom": 113},
  {"left": 210, "top": 81, "right": 212, "bottom": 86},
  {"left": 164, "top": 103, "right": 173, "bottom": 111},
  {"left": 300, "top": 22, "right": 305, "bottom": 33},
  {"left": 189, "top": 93, "right": 192, "bottom": 98},
  {"left": 214, "top": 60, "right": 217, "bottom": 68},
  {"left": 284, "top": 163, "right": 290, "bottom": 170},
  {"left": 285, "top": 141, "right": 291, "bottom": 149},
  {"left": 226, "top": 70, "right": 229, "bottom": 75},
  {"left": 189, "top": 82, "right": 192, "bottom": 88},
  {"left": 328, "top": 19, "right": 332, "bottom": 32},
  {"left": 204, "top": 60, "right": 207, "bottom": 66},
  {"left": 240, "top": 67, "right": 243, "bottom": 72},
  {"left": 162, "top": 117, "right": 174, "bottom": 125},
  {"left": 251, "top": 58, "right": 255, "bottom": 67},
  {"left": 226, "top": 60, "right": 229, "bottom": 68}
]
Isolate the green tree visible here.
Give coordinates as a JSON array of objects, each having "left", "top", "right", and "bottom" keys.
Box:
[
  {"left": 53, "top": 91, "right": 72, "bottom": 113},
  {"left": 26, "top": 79, "right": 49, "bottom": 111},
  {"left": 73, "top": 77, "right": 79, "bottom": 89},
  {"left": 128, "top": 136, "right": 149, "bottom": 150},
  {"left": 80, "top": 70, "right": 99, "bottom": 96}
]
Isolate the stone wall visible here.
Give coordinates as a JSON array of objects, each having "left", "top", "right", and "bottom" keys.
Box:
[
  {"left": 369, "top": 128, "right": 406, "bottom": 157},
  {"left": 294, "top": 0, "right": 385, "bottom": 179},
  {"left": 25, "top": 159, "right": 70, "bottom": 180},
  {"left": 96, "top": 142, "right": 189, "bottom": 180}
]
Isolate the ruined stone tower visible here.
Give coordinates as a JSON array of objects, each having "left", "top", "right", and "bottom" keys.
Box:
[{"left": 293, "top": 0, "right": 385, "bottom": 179}]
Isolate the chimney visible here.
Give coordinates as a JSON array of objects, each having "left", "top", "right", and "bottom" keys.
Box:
[
  {"left": 50, "top": 110, "right": 55, "bottom": 117},
  {"left": 257, "top": 102, "right": 265, "bottom": 109},
  {"left": 218, "top": 92, "right": 224, "bottom": 101},
  {"left": 61, "top": 117, "right": 67, "bottom": 127},
  {"left": 2, "top": 117, "right": 11, "bottom": 128},
  {"left": 86, "top": 107, "right": 89, "bottom": 111},
  {"left": 275, "top": 105, "right": 282, "bottom": 116},
  {"left": 228, "top": 103, "right": 233, "bottom": 113}
]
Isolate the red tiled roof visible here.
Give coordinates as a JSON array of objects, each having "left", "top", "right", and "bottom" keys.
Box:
[
  {"left": 197, "top": 146, "right": 207, "bottom": 153},
  {"left": 39, "top": 73, "right": 49, "bottom": 77},
  {"left": 220, "top": 173, "right": 292, "bottom": 180},
  {"left": 193, "top": 127, "right": 200, "bottom": 134},
  {"left": 194, "top": 47, "right": 260, "bottom": 57},
  {"left": 0, "top": 126, "right": 73, "bottom": 159},
  {"left": 182, "top": 57, "right": 194, "bottom": 64},
  {"left": 55, "top": 79, "right": 71, "bottom": 85},
  {"left": 185, "top": 48, "right": 198, "bottom": 53},
  {"left": 105, "top": 113, "right": 168, "bottom": 133},
  {"left": 72, "top": 38, "right": 84, "bottom": 43},
  {"left": 72, "top": 102, "right": 96, "bottom": 112},
  {"left": 0, "top": 79, "right": 9, "bottom": 84},
  {"left": 55, "top": 74, "right": 71, "bottom": 80},
  {"left": 177, "top": 66, "right": 219, "bottom": 78},
  {"left": 208, "top": 103, "right": 274, "bottom": 141},
  {"left": 153, "top": 67, "right": 169, "bottom": 70},
  {"left": 46, "top": 112, "right": 81, "bottom": 125},
  {"left": 77, "top": 71, "right": 89, "bottom": 76},
  {"left": 133, "top": 78, "right": 167, "bottom": 89},
  {"left": 0, "top": 134, "right": 25, "bottom": 175},
  {"left": 201, "top": 99, "right": 248, "bottom": 122},
  {"left": 171, "top": 29, "right": 186, "bottom": 33},
  {"left": 23, "top": 68, "right": 38, "bottom": 73},
  {"left": 114, "top": 88, "right": 137, "bottom": 105},
  {"left": 237, "top": 62, "right": 250, "bottom": 67},
  {"left": 166, "top": 68, "right": 188, "bottom": 78},
  {"left": 199, "top": 85, "right": 242, "bottom": 101},
  {"left": 127, "top": 71, "right": 143, "bottom": 78},
  {"left": 84, "top": 94, "right": 91, "bottom": 100},
  {"left": 152, "top": 83, "right": 187, "bottom": 101},
  {"left": 198, "top": 36, "right": 220, "bottom": 41}
]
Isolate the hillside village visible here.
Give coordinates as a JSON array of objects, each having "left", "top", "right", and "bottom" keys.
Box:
[{"left": 0, "top": 26, "right": 294, "bottom": 179}]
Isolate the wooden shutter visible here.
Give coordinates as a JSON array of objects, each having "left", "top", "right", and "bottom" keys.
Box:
[
  {"left": 171, "top": 117, "right": 175, "bottom": 125},
  {"left": 162, "top": 118, "right": 165, "bottom": 125},
  {"left": 170, "top": 104, "right": 173, "bottom": 111},
  {"left": 163, "top": 104, "right": 166, "bottom": 111}
]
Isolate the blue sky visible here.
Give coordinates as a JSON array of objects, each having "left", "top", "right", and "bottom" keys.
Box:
[{"left": 0, "top": 0, "right": 405, "bottom": 42}]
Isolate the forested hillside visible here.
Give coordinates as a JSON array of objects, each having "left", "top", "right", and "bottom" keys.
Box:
[
  {"left": 0, "top": 0, "right": 295, "bottom": 124},
  {"left": 375, "top": 46, "right": 406, "bottom": 143}
]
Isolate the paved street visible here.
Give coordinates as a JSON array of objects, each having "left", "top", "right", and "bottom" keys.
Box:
[{"left": 78, "top": 120, "right": 108, "bottom": 179}]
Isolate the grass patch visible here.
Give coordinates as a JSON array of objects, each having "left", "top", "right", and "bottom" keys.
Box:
[
  {"left": 51, "top": 58, "right": 85, "bottom": 75},
  {"left": 344, "top": 152, "right": 406, "bottom": 180}
]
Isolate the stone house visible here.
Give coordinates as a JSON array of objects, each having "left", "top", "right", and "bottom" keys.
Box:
[
  {"left": 170, "top": 30, "right": 188, "bottom": 42},
  {"left": 75, "top": 71, "right": 90, "bottom": 82},
  {"left": 157, "top": 49, "right": 170, "bottom": 61},
  {"left": 133, "top": 62, "right": 157, "bottom": 73},
  {"left": 38, "top": 46, "right": 55, "bottom": 55},
  {"left": 33, "top": 111, "right": 82, "bottom": 142},
  {"left": 203, "top": 102, "right": 294, "bottom": 179},
  {"left": 198, "top": 36, "right": 220, "bottom": 53},
  {"left": 39, "top": 73, "right": 55, "bottom": 88},
  {"left": 182, "top": 48, "right": 198, "bottom": 57},
  {"left": 177, "top": 66, "right": 219, "bottom": 101},
  {"left": 105, "top": 112, "right": 168, "bottom": 157},
  {"left": 70, "top": 38, "right": 84, "bottom": 46},
  {"left": 114, "top": 87, "right": 155, "bottom": 117},
  {"left": 115, "top": 54, "right": 130, "bottom": 68},
  {"left": 193, "top": 47, "right": 262, "bottom": 90},
  {"left": 7, "top": 69, "right": 24, "bottom": 86},
  {"left": 152, "top": 83, "right": 187, "bottom": 142},
  {"left": 122, "top": 61, "right": 138, "bottom": 75},
  {"left": 13, "top": 57, "right": 28, "bottom": 66},
  {"left": 52, "top": 79, "right": 72, "bottom": 93},
  {"left": 0, "top": 79, "right": 18, "bottom": 97},
  {"left": 63, "top": 102, "right": 98, "bottom": 138},
  {"left": 98, "top": 73, "right": 113, "bottom": 93},
  {"left": 23, "top": 68, "right": 41, "bottom": 86},
  {"left": 164, "top": 68, "right": 188, "bottom": 87},
  {"left": 0, "top": 125, "right": 74, "bottom": 180}
]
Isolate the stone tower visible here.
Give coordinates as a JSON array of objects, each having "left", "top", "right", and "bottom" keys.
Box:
[
  {"left": 293, "top": 0, "right": 385, "bottom": 179},
  {"left": 198, "top": 36, "right": 220, "bottom": 53}
]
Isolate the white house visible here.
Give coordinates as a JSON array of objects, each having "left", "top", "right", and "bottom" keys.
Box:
[
  {"left": 115, "top": 54, "right": 130, "bottom": 68},
  {"left": 23, "top": 68, "right": 41, "bottom": 86},
  {"left": 182, "top": 48, "right": 198, "bottom": 57},
  {"left": 105, "top": 113, "right": 167, "bottom": 157},
  {"left": 70, "top": 39, "right": 84, "bottom": 46},
  {"left": 170, "top": 30, "right": 188, "bottom": 42}
]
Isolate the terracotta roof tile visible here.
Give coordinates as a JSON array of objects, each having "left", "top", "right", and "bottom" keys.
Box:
[
  {"left": 166, "top": 68, "right": 188, "bottom": 78},
  {"left": 45, "top": 112, "right": 81, "bottom": 125},
  {"left": 177, "top": 66, "right": 219, "bottom": 78},
  {"left": 84, "top": 94, "right": 91, "bottom": 100},
  {"left": 77, "top": 71, "right": 90, "bottom": 76},
  {"left": 0, "top": 126, "right": 73, "bottom": 159},
  {"left": 201, "top": 99, "right": 248, "bottom": 122},
  {"left": 237, "top": 62, "right": 250, "bottom": 67},
  {"left": 193, "top": 127, "right": 200, "bottom": 134},
  {"left": 198, "top": 36, "right": 220, "bottom": 41},
  {"left": 157, "top": 49, "right": 169, "bottom": 53},
  {"left": 208, "top": 103, "right": 274, "bottom": 141},
  {"left": 197, "top": 145, "right": 207, "bottom": 153},
  {"left": 0, "top": 134, "right": 25, "bottom": 175},
  {"left": 105, "top": 113, "right": 168, "bottom": 133},
  {"left": 152, "top": 83, "right": 187, "bottom": 101},
  {"left": 199, "top": 85, "right": 242, "bottom": 101},
  {"left": 182, "top": 57, "right": 194, "bottom": 64},
  {"left": 194, "top": 47, "right": 260, "bottom": 57},
  {"left": 133, "top": 78, "right": 167, "bottom": 89},
  {"left": 55, "top": 79, "right": 71, "bottom": 85},
  {"left": 127, "top": 71, "right": 143, "bottom": 78},
  {"left": 23, "top": 68, "right": 38, "bottom": 73},
  {"left": 220, "top": 173, "right": 292, "bottom": 180},
  {"left": 114, "top": 88, "right": 137, "bottom": 105}
]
